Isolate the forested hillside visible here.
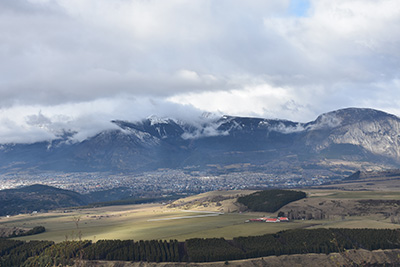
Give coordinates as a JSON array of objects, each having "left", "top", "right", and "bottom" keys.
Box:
[
  {"left": 0, "top": 184, "right": 88, "bottom": 216},
  {"left": 237, "top": 189, "right": 306, "bottom": 212}
]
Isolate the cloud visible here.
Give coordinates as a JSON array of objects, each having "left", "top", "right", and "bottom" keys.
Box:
[
  {"left": 181, "top": 123, "right": 229, "bottom": 140},
  {"left": 0, "top": 0, "right": 287, "bottom": 107},
  {"left": 0, "top": 0, "right": 399, "bottom": 143},
  {"left": 26, "top": 111, "right": 52, "bottom": 127},
  {"left": 270, "top": 123, "right": 306, "bottom": 134},
  {"left": 168, "top": 0, "right": 400, "bottom": 122},
  {"left": 0, "top": 97, "right": 211, "bottom": 143},
  {"left": 168, "top": 83, "right": 323, "bottom": 122},
  {"left": 306, "top": 112, "right": 342, "bottom": 130}
]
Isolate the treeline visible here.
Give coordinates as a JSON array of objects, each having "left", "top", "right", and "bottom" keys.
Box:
[
  {"left": 186, "top": 228, "right": 400, "bottom": 262},
  {"left": 82, "top": 239, "right": 180, "bottom": 262},
  {"left": 2, "top": 228, "right": 400, "bottom": 265},
  {"left": 237, "top": 189, "right": 307, "bottom": 212},
  {"left": 0, "top": 239, "right": 53, "bottom": 267},
  {"left": 234, "top": 228, "right": 400, "bottom": 259},
  {"left": 8, "top": 226, "right": 46, "bottom": 238},
  {"left": 185, "top": 238, "right": 245, "bottom": 262},
  {"left": 2, "top": 239, "right": 181, "bottom": 266},
  {"left": 23, "top": 240, "right": 91, "bottom": 266}
]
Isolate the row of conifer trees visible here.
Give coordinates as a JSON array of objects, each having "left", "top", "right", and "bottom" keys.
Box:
[
  {"left": 2, "top": 228, "right": 400, "bottom": 265},
  {"left": 82, "top": 239, "right": 180, "bottom": 262}
]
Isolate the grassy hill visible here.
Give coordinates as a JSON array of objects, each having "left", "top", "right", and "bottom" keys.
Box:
[
  {"left": 167, "top": 190, "right": 255, "bottom": 212},
  {"left": 0, "top": 184, "right": 89, "bottom": 216}
]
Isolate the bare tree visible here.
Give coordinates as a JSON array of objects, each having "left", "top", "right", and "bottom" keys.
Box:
[{"left": 73, "top": 216, "right": 82, "bottom": 240}]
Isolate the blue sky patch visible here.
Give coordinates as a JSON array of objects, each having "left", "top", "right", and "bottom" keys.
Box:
[{"left": 288, "top": 0, "right": 310, "bottom": 17}]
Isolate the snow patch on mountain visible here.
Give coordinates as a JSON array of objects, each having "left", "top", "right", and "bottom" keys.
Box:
[
  {"left": 120, "top": 127, "right": 154, "bottom": 142},
  {"left": 270, "top": 122, "right": 306, "bottom": 134},
  {"left": 181, "top": 124, "right": 229, "bottom": 139},
  {"left": 147, "top": 115, "right": 171, "bottom": 126},
  {"left": 307, "top": 113, "right": 342, "bottom": 130}
]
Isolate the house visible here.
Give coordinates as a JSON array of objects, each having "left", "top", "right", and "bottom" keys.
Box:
[
  {"left": 249, "top": 218, "right": 263, "bottom": 222},
  {"left": 247, "top": 216, "right": 289, "bottom": 223},
  {"left": 278, "top": 217, "right": 289, "bottom": 222}
]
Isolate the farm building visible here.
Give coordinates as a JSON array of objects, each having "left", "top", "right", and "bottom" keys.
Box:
[{"left": 245, "top": 217, "right": 290, "bottom": 223}]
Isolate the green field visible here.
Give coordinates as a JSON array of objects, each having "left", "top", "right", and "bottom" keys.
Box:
[
  {"left": 1, "top": 204, "right": 306, "bottom": 242},
  {"left": 307, "top": 190, "right": 400, "bottom": 199},
  {"left": 2, "top": 189, "right": 400, "bottom": 243}
]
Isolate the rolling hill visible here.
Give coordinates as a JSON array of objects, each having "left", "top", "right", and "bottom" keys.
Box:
[{"left": 0, "top": 184, "right": 88, "bottom": 216}]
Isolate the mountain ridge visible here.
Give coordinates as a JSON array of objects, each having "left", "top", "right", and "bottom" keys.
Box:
[{"left": 0, "top": 107, "right": 399, "bottom": 176}]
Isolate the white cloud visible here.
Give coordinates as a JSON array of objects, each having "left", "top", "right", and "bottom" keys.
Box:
[
  {"left": 181, "top": 125, "right": 229, "bottom": 140},
  {"left": 176, "top": 70, "right": 201, "bottom": 83},
  {"left": 0, "top": 96, "right": 212, "bottom": 143},
  {"left": 264, "top": 0, "right": 400, "bottom": 85},
  {"left": 0, "top": 0, "right": 290, "bottom": 106},
  {"left": 0, "top": 0, "right": 399, "bottom": 143},
  {"left": 168, "top": 83, "right": 324, "bottom": 122}
]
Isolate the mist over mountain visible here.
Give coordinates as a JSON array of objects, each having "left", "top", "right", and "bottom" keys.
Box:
[{"left": 0, "top": 108, "right": 399, "bottom": 176}]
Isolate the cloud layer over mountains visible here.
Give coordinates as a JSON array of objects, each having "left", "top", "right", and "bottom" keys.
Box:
[{"left": 0, "top": 0, "right": 399, "bottom": 143}]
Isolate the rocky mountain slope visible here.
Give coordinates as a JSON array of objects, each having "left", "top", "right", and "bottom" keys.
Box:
[{"left": 0, "top": 108, "right": 399, "bottom": 176}]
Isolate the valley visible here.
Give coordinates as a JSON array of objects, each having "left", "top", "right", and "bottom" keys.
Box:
[
  {"left": 3, "top": 108, "right": 400, "bottom": 265},
  {"left": 3, "top": 181, "right": 400, "bottom": 243},
  {"left": 2, "top": 0, "right": 397, "bottom": 263},
  {"left": 3, "top": 171, "right": 400, "bottom": 265}
]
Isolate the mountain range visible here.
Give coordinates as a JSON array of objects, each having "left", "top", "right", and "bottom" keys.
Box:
[{"left": 1, "top": 107, "right": 400, "bottom": 176}]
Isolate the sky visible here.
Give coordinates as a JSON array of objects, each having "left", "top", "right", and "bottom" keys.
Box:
[{"left": 0, "top": 0, "right": 399, "bottom": 143}]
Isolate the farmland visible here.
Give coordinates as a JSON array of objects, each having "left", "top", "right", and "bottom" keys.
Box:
[
  {"left": 1, "top": 204, "right": 301, "bottom": 243},
  {"left": 2, "top": 188, "right": 400, "bottom": 243}
]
